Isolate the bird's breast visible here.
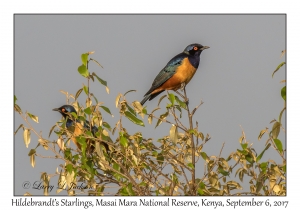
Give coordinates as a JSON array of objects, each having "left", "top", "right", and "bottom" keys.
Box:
[
  {"left": 175, "top": 57, "right": 197, "bottom": 84},
  {"left": 150, "top": 57, "right": 198, "bottom": 94}
]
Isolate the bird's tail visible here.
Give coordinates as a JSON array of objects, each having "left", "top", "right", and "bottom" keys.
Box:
[{"left": 140, "top": 94, "right": 151, "bottom": 105}]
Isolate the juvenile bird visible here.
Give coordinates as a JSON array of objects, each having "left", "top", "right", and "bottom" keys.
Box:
[
  {"left": 141, "top": 43, "right": 209, "bottom": 105},
  {"left": 53, "top": 105, "right": 109, "bottom": 152}
]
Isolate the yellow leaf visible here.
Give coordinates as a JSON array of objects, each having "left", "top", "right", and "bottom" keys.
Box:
[
  {"left": 169, "top": 125, "right": 178, "bottom": 144},
  {"left": 148, "top": 114, "right": 153, "bottom": 125},
  {"left": 38, "top": 139, "right": 49, "bottom": 150},
  {"left": 132, "top": 100, "right": 144, "bottom": 118},
  {"left": 60, "top": 90, "right": 68, "bottom": 96},
  {"left": 86, "top": 98, "right": 92, "bottom": 107},
  {"left": 132, "top": 155, "right": 138, "bottom": 165},
  {"left": 258, "top": 127, "right": 268, "bottom": 140},
  {"left": 57, "top": 138, "right": 65, "bottom": 151},
  {"left": 23, "top": 129, "right": 31, "bottom": 148},
  {"left": 95, "top": 141, "right": 103, "bottom": 158},
  {"left": 106, "top": 86, "right": 110, "bottom": 94},
  {"left": 27, "top": 112, "right": 39, "bottom": 123},
  {"left": 30, "top": 154, "right": 35, "bottom": 168},
  {"left": 273, "top": 184, "right": 281, "bottom": 194},
  {"left": 103, "top": 129, "right": 109, "bottom": 137},
  {"left": 57, "top": 170, "right": 66, "bottom": 193},
  {"left": 115, "top": 93, "right": 122, "bottom": 108}
]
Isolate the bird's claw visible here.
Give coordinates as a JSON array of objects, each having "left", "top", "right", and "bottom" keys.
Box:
[{"left": 180, "top": 83, "right": 186, "bottom": 91}]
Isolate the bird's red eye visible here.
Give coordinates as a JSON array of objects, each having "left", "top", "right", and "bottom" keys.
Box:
[
  {"left": 193, "top": 46, "right": 198, "bottom": 50},
  {"left": 61, "top": 108, "right": 65, "bottom": 112}
]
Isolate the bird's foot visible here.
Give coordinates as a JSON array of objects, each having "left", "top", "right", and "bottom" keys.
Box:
[{"left": 180, "top": 83, "right": 186, "bottom": 91}]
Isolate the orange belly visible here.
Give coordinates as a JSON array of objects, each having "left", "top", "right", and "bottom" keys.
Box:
[{"left": 151, "top": 57, "right": 197, "bottom": 94}]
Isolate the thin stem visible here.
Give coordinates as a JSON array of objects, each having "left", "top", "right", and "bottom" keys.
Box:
[{"left": 183, "top": 87, "right": 195, "bottom": 194}]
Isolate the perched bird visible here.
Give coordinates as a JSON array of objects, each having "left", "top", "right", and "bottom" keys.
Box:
[
  {"left": 140, "top": 43, "right": 209, "bottom": 105},
  {"left": 53, "top": 105, "right": 108, "bottom": 152}
]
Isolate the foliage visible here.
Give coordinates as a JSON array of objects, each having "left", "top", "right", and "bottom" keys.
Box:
[{"left": 14, "top": 51, "right": 286, "bottom": 196}]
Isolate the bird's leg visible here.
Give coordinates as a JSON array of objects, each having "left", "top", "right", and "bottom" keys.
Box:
[{"left": 180, "top": 82, "right": 185, "bottom": 91}]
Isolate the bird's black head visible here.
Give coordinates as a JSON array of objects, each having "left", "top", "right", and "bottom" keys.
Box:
[
  {"left": 183, "top": 43, "right": 210, "bottom": 56},
  {"left": 53, "top": 105, "right": 77, "bottom": 118}
]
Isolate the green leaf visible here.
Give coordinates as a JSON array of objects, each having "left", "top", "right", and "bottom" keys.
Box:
[
  {"left": 120, "top": 136, "right": 128, "bottom": 147},
  {"left": 83, "top": 85, "right": 89, "bottom": 95},
  {"left": 14, "top": 95, "right": 17, "bottom": 104},
  {"left": 124, "top": 111, "right": 145, "bottom": 127},
  {"left": 28, "top": 149, "right": 36, "bottom": 156},
  {"left": 155, "top": 111, "right": 168, "bottom": 128},
  {"left": 245, "top": 155, "right": 254, "bottom": 164},
  {"left": 200, "top": 152, "right": 209, "bottom": 162},
  {"left": 78, "top": 64, "right": 89, "bottom": 77},
  {"left": 81, "top": 53, "right": 88, "bottom": 66},
  {"left": 113, "top": 163, "right": 120, "bottom": 171},
  {"left": 92, "top": 72, "right": 107, "bottom": 86},
  {"left": 259, "top": 162, "right": 268, "bottom": 173},
  {"left": 273, "top": 138, "right": 283, "bottom": 153},
  {"left": 100, "top": 106, "right": 113, "bottom": 117},
  {"left": 175, "top": 105, "right": 182, "bottom": 118},
  {"left": 102, "top": 122, "right": 111, "bottom": 131},
  {"left": 168, "top": 93, "right": 175, "bottom": 105},
  {"left": 84, "top": 107, "right": 92, "bottom": 115},
  {"left": 256, "top": 143, "right": 271, "bottom": 162},
  {"left": 175, "top": 96, "right": 187, "bottom": 109},
  {"left": 198, "top": 188, "right": 204, "bottom": 195},
  {"left": 76, "top": 136, "right": 87, "bottom": 153},
  {"left": 187, "top": 163, "right": 195, "bottom": 169},
  {"left": 237, "top": 149, "right": 248, "bottom": 155},
  {"left": 241, "top": 143, "right": 248, "bottom": 150},
  {"left": 127, "top": 183, "right": 135, "bottom": 196},
  {"left": 157, "top": 153, "right": 164, "bottom": 164},
  {"left": 272, "top": 62, "right": 285, "bottom": 78},
  {"left": 66, "top": 164, "right": 73, "bottom": 174},
  {"left": 218, "top": 168, "right": 230, "bottom": 176},
  {"left": 271, "top": 121, "right": 281, "bottom": 139},
  {"left": 152, "top": 151, "right": 158, "bottom": 157},
  {"left": 281, "top": 86, "right": 286, "bottom": 101},
  {"left": 125, "top": 102, "right": 136, "bottom": 116}
]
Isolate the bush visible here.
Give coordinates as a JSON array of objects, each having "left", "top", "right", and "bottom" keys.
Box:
[{"left": 14, "top": 51, "right": 286, "bottom": 196}]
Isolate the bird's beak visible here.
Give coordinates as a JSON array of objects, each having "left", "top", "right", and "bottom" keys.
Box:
[
  {"left": 52, "top": 108, "right": 60, "bottom": 112},
  {"left": 201, "top": 46, "right": 210, "bottom": 50}
]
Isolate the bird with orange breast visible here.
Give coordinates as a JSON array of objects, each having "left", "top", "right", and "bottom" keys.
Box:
[{"left": 141, "top": 43, "right": 209, "bottom": 105}]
